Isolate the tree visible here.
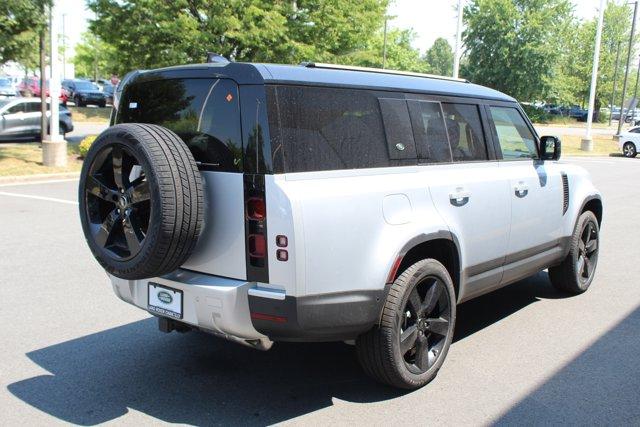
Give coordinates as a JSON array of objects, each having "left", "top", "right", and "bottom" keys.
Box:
[
  {"left": 86, "top": 0, "right": 392, "bottom": 74},
  {"left": 0, "top": 0, "right": 48, "bottom": 66},
  {"left": 424, "top": 37, "right": 453, "bottom": 76},
  {"left": 462, "top": 0, "right": 574, "bottom": 101},
  {"left": 73, "top": 32, "right": 118, "bottom": 79}
]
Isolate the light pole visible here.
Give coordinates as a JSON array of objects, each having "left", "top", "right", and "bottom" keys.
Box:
[
  {"left": 609, "top": 42, "right": 621, "bottom": 126},
  {"left": 62, "top": 13, "right": 66, "bottom": 79},
  {"left": 42, "top": 0, "right": 67, "bottom": 167},
  {"left": 582, "top": 0, "right": 607, "bottom": 151},
  {"left": 616, "top": 1, "right": 638, "bottom": 135},
  {"left": 453, "top": 0, "right": 464, "bottom": 78}
]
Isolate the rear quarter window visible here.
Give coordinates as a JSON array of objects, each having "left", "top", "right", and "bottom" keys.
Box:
[
  {"left": 116, "top": 78, "right": 242, "bottom": 172},
  {"left": 268, "top": 85, "right": 391, "bottom": 173}
]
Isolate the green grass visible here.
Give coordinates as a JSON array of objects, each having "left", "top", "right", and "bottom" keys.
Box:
[
  {"left": 0, "top": 143, "right": 82, "bottom": 176},
  {"left": 560, "top": 134, "right": 619, "bottom": 156},
  {"left": 69, "top": 106, "right": 111, "bottom": 123}
]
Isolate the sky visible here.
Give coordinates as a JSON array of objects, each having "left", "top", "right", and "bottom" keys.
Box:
[{"left": 57, "top": 0, "right": 618, "bottom": 56}]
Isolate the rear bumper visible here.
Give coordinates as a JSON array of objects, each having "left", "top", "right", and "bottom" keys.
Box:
[
  {"left": 109, "top": 269, "right": 267, "bottom": 341},
  {"left": 109, "top": 270, "right": 383, "bottom": 343}
]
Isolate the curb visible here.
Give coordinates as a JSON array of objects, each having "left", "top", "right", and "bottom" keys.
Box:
[{"left": 0, "top": 172, "right": 80, "bottom": 185}]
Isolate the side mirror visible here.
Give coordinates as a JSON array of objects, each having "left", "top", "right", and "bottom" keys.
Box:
[{"left": 540, "top": 135, "right": 561, "bottom": 161}]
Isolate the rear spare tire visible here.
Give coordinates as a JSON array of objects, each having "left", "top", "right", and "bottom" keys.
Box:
[{"left": 78, "top": 123, "right": 204, "bottom": 280}]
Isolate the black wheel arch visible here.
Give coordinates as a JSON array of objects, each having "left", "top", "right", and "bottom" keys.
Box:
[{"left": 580, "top": 195, "right": 603, "bottom": 227}]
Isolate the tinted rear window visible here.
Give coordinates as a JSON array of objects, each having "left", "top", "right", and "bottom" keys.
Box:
[
  {"left": 116, "top": 78, "right": 242, "bottom": 172},
  {"left": 268, "top": 85, "right": 390, "bottom": 173}
]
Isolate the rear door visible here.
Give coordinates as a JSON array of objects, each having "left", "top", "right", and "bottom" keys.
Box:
[
  {"left": 486, "top": 104, "right": 563, "bottom": 283},
  {"left": 23, "top": 101, "right": 43, "bottom": 134},
  {"left": 407, "top": 96, "right": 511, "bottom": 300},
  {"left": 116, "top": 77, "right": 247, "bottom": 280}
]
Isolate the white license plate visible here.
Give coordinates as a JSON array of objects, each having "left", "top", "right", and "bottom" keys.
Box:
[{"left": 148, "top": 283, "right": 183, "bottom": 319}]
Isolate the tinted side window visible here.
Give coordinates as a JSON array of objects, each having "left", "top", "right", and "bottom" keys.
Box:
[
  {"left": 407, "top": 100, "right": 452, "bottom": 163},
  {"left": 441, "top": 103, "right": 488, "bottom": 162},
  {"left": 25, "top": 102, "right": 41, "bottom": 113},
  {"left": 269, "top": 85, "right": 389, "bottom": 173},
  {"left": 117, "top": 78, "right": 242, "bottom": 172},
  {"left": 378, "top": 98, "right": 417, "bottom": 160},
  {"left": 6, "top": 103, "right": 25, "bottom": 114},
  {"left": 489, "top": 106, "right": 537, "bottom": 160}
]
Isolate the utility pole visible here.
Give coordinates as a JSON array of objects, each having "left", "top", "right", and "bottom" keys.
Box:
[
  {"left": 617, "top": 1, "right": 638, "bottom": 135},
  {"left": 39, "top": 25, "right": 47, "bottom": 143},
  {"left": 582, "top": 0, "right": 607, "bottom": 151},
  {"left": 62, "top": 13, "right": 66, "bottom": 79},
  {"left": 42, "top": 0, "right": 67, "bottom": 167},
  {"left": 453, "top": 0, "right": 463, "bottom": 78},
  {"left": 609, "top": 41, "right": 622, "bottom": 126},
  {"left": 382, "top": 17, "right": 388, "bottom": 69}
]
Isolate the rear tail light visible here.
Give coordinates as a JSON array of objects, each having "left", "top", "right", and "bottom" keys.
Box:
[
  {"left": 248, "top": 234, "right": 266, "bottom": 258},
  {"left": 247, "top": 197, "right": 266, "bottom": 220}
]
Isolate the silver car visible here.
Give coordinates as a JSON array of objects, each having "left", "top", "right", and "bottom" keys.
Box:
[{"left": 0, "top": 97, "right": 73, "bottom": 141}]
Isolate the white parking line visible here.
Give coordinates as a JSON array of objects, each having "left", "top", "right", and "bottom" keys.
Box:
[
  {"left": 0, "top": 178, "right": 79, "bottom": 188},
  {"left": 0, "top": 191, "right": 78, "bottom": 205}
]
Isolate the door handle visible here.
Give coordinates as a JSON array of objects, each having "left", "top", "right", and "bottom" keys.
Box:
[
  {"left": 449, "top": 188, "right": 470, "bottom": 207},
  {"left": 514, "top": 182, "right": 529, "bottom": 198}
]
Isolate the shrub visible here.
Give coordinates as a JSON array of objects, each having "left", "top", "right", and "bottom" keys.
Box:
[{"left": 79, "top": 135, "right": 97, "bottom": 158}]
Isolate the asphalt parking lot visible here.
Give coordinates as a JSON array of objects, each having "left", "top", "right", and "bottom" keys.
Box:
[{"left": 0, "top": 156, "right": 638, "bottom": 425}]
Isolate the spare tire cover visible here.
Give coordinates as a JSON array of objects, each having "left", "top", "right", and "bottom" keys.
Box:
[{"left": 79, "top": 123, "right": 204, "bottom": 280}]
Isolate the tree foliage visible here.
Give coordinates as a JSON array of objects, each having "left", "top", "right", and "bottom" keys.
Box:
[
  {"left": 86, "top": 0, "right": 392, "bottom": 75},
  {"left": 462, "top": 0, "right": 574, "bottom": 101},
  {"left": 74, "top": 32, "right": 118, "bottom": 79},
  {"left": 424, "top": 37, "right": 453, "bottom": 76},
  {"left": 0, "top": 0, "right": 48, "bottom": 65}
]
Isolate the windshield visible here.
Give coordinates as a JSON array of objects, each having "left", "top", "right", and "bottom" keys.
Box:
[
  {"left": 0, "top": 100, "right": 11, "bottom": 109},
  {"left": 75, "top": 81, "right": 98, "bottom": 91},
  {"left": 0, "top": 78, "right": 11, "bottom": 86}
]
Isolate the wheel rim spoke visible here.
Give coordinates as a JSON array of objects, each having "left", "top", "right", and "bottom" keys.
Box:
[
  {"left": 420, "top": 280, "right": 441, "bottom": 316},
  {"left": 415, "top": 338, "right": 431, "bottom": 370},
  {"left": 426, "top": 317, "right": 449, "bottom": 337},
  {"left": 583, "top": 256, "right": 592, "bottom": 278},
  {"left": 585, "top": 236, "right": 597, "bottom": 254},
  {"left": 112, "top": 146, "right": 124, "bottom": 189},
  {"left": 94, "top": 208, "right": 120, "bottom": 247},
  {"left": 127, "top": 179, "right": 150, "bottom": 204},
  {"left": 400, "top": 325, "right": 418, "bottom": 355},
  {"left": 123, "top": 215, "right": 143, "bottom": 254},
  {"left": 86, "top": 175, "right": 118, "bottom": 202},
  {"left": 407, "top": 288, "right": 422, "bottom": 315}
]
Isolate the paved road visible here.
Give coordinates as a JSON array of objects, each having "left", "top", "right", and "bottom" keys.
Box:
[
  {"left": 65, "top": 122, "right": 108, "bottom": 144},
  {"left": 1, "top": 157, "right": 639, "bottom": 425}
]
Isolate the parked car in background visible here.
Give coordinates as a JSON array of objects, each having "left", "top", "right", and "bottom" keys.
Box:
[
  {"left": 102, "top": 82, "right": 115, "bottom": 105},
  {"left": 0, "top": 78, "right": 18, "bottom": 98},
  {"left": 62, "top": 79, "right": 107, "bottom": 107},
  {"left": 16, "top": 77, "right": 69, "bottom": 105},
  {"left": 0, "top": 97, "right": 73, "bottom": 140},
  {"left": 618, "top": 127, "right": 640, "bottom": 158}
]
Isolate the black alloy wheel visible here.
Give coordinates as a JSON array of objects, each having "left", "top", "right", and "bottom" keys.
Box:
[
  {"left": 356, "top": 258, "right": 456, "bottom": 389},
  {"left": 575, "top": 218, "right": 598, "bottom": 286},
  {"left": 84, "top": 144, "right": 151, "bottom": 261},
  {"left": 399, "top": 277, "right": 451, "bottom": 374}
]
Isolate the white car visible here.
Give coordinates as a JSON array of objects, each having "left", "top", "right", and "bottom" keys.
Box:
[
  {"left": 619, "top": 127, "right": 640, "bottom": 157},
  {"left": 78, "top": 62, "right": 603, "bottom": 390}
]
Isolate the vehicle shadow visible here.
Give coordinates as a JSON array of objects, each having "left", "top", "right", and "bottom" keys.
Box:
[
  {"left": 8, "top": 272, "right": 566, "bottom": 425},
  {"left": 494, "top": 304, "right": 640, "bottom": 425}
]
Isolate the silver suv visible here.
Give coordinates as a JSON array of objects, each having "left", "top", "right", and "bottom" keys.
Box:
[{"left": 78, "top": 62, "right": 602, "bottom": 389}]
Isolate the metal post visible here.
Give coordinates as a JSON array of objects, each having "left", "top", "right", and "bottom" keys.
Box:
[
  {"left": 617, "top": 1, "right": 638, "bottom": 135},
  {"left": 42, "top": 0, "right": 67, "bottom": 167},
  {"left": 453, "top": 0, "right": 463, "bottom": 78},
  {"left": 382, "top": 17, "right": 388, "bottom": 69},
  {"left": 39, "top": 28, "right": 47, "bottom": 143},
  {"left": 582, "top": 0, "right": 607, "bottom": 151},
  {"left": 633, "top": 55, "right": 640, "bottom": 110},
  {"left": 62, "top": 13, "right": 66, "bottom": 79},
  {"left": 609, "top": 41, "right": 621, "bottom": 126}
]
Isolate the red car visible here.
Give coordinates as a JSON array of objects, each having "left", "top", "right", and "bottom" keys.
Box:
[{"left": 17, "top": 77, "right": 69, "bottom": 105}]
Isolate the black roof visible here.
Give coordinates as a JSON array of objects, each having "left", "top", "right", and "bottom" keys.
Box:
[{"left": 130, "top": 62, "right": 516, "bottom": 102}]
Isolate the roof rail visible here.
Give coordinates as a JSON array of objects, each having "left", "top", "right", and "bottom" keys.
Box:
[{"left": 299, "top": 62, "right": 469, "bottom": 83}]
